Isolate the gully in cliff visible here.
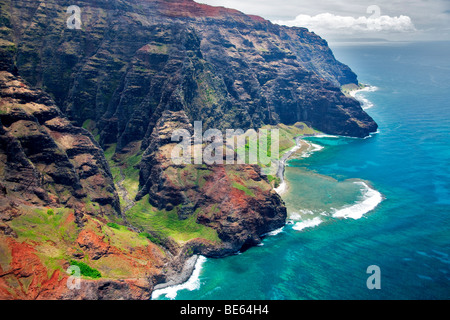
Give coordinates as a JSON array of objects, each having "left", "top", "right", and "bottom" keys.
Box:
[{"left": 0, "top": 0, "right": 379, "bottom": 300}]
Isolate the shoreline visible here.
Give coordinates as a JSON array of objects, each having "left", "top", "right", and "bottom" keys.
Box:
[
  {"left": 151, "top": 137, "right": 311, "bottom": 299},
  {"left": 274, "top": 136, "right": 303, "bottom": 195},
  {"left": 349, "top": 84, "right": 378, "bottom": 96},
  {"left": 151, "top": 83, "right": 381, "bottom": 299},
  {"left": 348, "top": 84, "right": 378, "bottom": 110},
  {"left": 151, "top": 112, "right": 375, "bottom": 299},
  {"left": 277, "top": 86, "right": 382, "bottom": 225},
  {"left": 151, "top": 136, "right": 311, "bottom": 299},
  {"left": 151, "top": 255, "right": 201, "bottom": 299},
  {"left": 274, "top": 135, "right": 323, "bottom": 195}
]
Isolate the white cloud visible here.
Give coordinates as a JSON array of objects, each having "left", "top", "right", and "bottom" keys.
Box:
[
  {"left": 197, "top": 0, "right": 448, "bottom": 41},
  {"left": 274, "top": 12, "right": 416, "bottom": 34}
]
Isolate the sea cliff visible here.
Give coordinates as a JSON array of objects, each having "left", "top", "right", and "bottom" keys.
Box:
[{"left": 0, "top": 0, "right": 377, "bottom": 299}]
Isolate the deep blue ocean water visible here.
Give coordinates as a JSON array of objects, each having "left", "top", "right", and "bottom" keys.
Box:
[{"left": 154, "top": 41, "right": 450, "bottom": 300}]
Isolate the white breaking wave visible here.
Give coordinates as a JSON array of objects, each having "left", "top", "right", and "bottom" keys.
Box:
[
  {"left": 301, "top": 142, "right": 325, "bottom": 158},
  {"left": 297, "top": 209, "right": 315, "bottom": 216},
  {"left": 265, "top": 226, "right": 285, "bottom": 236},
  {"left": 274, "top": 142, "right": 302, "bottom": 195},
  {"left": 332, "top": 182, "right": 383, "bottom": 219},
  {"left": 292, "top": 217, "right": 323, "bottom": 231},
  {"left": 290, "top": 144, "right": 302, "bottom": 153},
  {"left": 312, "top": 134, "right": 339, "bottom": 138},
  {"left": 151, "top": 256, "right": 207, "bottom": 300},
  {"left": 274, "top": 180, "right": 287, "bottom": 195},
  {"left": 289, "top": 212, "right": 302, "bottom": 220},
  {"left": 359, "top": 96, "right": 374, "bottom": 110},
  {"left": 351, "top": 85, "right": 379, "bottom": 95},
  {"left": 351, "top": 86, "right": 378, "bottom": 110},
  {"left": 364, "top": 129, "right": 381, "bottom": 140},
  {"left": 311, "top": 143, "right": 324, "bottom": 152}
]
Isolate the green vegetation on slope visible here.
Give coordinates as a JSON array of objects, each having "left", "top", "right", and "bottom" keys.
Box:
[
  {"left": 235, "top": 122, "right": 319, "bottom": 164},
  {"left": 69, "top": 260, "right": 102, "bottom": 279},
  {"left": 7, "top": 204, "right": 163, "bottom": 280},
  {"left": 103, "top": 142, "right": 142, "bottom": 212},
  {"left": 266, "top": 174, "right": 281, "bottom": 188},
  {"left": 126, "top": 195, "right": 221, "bottom": 245},
  {"left": 102, "top": 140, "right": 220, "bottom": 246},
  {"left": 232, "top": 181, "right": 255, "bottom": 197},
  {"left": 341, "top": 83, "right": 367, "bottom": 97},
  {"left": 9, "top": 207, "right": 78, "bottom": 274},
  {"left": 82, "top": 119, "right": 100, "bottom": 142}
]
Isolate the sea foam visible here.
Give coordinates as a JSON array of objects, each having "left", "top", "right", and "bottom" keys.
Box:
[
  {"left": 292, "top": 217, "right": 323, "bottom": 231},
  {"left": 151, "top": 255, "right": 207, "bottom": 300},
  {"left": 265, "top": 226, "right": 285, "bottom": 236},
  {"left": 332, "top": 182, "right": 383, "bottom": 219},
  {"left": 274, "top": 180, "right": 287, "bottom": 195},
  {"left": 301, "top": 142, "right": 325, "bottom": 158},
  {"left": 350, "top": 85, "right": 378, "bottom": 110}
]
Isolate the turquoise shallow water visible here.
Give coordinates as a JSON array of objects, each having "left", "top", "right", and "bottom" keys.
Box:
[{"left": 154, "top": 41, "right": 450, "bottom": 300}]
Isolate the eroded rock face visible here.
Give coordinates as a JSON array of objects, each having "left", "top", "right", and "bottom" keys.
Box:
[
  {"left": 0, "top": 216, "right": 165, "bottom": 300},
  {"left": 0, "top": 72, "right": 164, "bottom": 299},
  {"left": 0, "top": 71, "right": 286, "bottom": 299},
  {"left": 0, "top": 0, "right": 379, "bottom": 299},
  {"left": 0, "top": 71, "right": 120, "bottom": 215},
  {"left": 1, "top": 0, "right": 376, "bottom": 154},
  {"left": 138, "top": 110, "right": 287, "bottom": 256}
]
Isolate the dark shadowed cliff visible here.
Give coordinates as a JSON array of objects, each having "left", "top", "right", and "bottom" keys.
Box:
[
  {"left": 1, "top": 0, "right": 376, "bottom": 152},
  {"left": 0, "top": 0, "right": 377, "bottom": 299}
]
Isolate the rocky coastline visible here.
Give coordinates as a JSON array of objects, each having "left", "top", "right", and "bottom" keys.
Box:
[{"left": 0, "top": 0, "right": 377, "bottom": 299}]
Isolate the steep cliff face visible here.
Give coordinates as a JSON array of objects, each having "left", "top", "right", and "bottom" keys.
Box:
[
  {"left": 0, "top": 0, "right": 379, "bottom": 299},
  {"left": 0, "top": 0, "right": 376, "bottom": 154},
  {"left": 0, "top": 71, "right": 287, "bottom": 299},
  {"left": 0, "top": 71, "right": 166, "bottom": 300},
  {"left": 136, "top": 110, "right": 287, "bottom": 256},
  {"left": 0, "top": 71, "right": 119, "bottom": 213}
]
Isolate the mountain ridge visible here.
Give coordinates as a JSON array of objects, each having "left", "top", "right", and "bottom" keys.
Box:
[
  {"left": 0, "top": 0, "right": 376, "bottom": 152},
  {"left": 0, "top": 0, "right": 378, "bottom": 299}
]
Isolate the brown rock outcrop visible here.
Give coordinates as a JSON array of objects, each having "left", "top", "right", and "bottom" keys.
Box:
[{"left": 137, "top": 110, "right": 287, "bottom": 256}]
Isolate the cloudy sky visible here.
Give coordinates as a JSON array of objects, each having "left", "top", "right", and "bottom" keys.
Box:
[{"left": 197, "top": 0, "right": 450, "bottom": 42}]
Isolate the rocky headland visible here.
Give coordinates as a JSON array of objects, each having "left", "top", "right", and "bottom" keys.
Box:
[{"left": 0, "top": 0, "right": 377, "bottom": 299}]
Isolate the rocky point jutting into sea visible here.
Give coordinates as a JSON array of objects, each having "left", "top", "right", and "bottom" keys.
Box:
[{"left": 0, "top": 0, "right": 377, "bottom": 299}]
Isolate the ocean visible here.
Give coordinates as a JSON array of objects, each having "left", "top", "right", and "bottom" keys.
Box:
[{"left": 153, "top": 41, "right": 450, "bottom": 300}]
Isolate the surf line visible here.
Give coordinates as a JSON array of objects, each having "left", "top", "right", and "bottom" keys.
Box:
[
  {"left": 274, "top": 134, "right": 383, "bottom": 224},
  {"left": 274, "top": 136, "right": 302, "bottom": 195},
  {"left": 151, "top": 255, "right": 206, "bottom": 300},
  {"left": 274, "top": 136, "right": 324, "bottom": 195}
]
